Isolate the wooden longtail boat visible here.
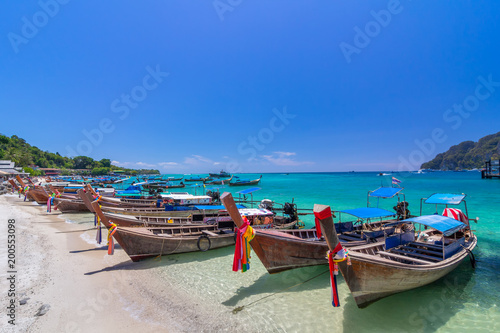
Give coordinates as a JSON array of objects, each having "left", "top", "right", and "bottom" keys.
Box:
[
  {"left": 141, "top": 182, "right": 186, "bottom": 190},
  {"left": 53, "top": 197, "right": 89, "bottom": 213},
  {"left": 209, "top": 170, "right": 231, "bottom": 178},
  {"left": 8, "top": 179, "right": 21, "bottom": 192},
  {"left": 26, "top": 187, "right": 50, "bottom": 204},
  {"left": 91, "top": 200, "right": 235, "bottom": 261},
  {"left": 317, "top": 204, "right": 478, "bottom": 308},
  {"left": 221, "top": 191, "right": 398, "bottom": 273},
  {"left": 204, "top": 176, "right": 233, "bottom": 185},
  {"left": 163, "top": 176, "right": 184, "bottom": 181},
  {"left": 229, "top": 175, "right": 262, "bottom": 186},
  {"left": 184, "top": 176, "right": 208, "bottom": 182}
]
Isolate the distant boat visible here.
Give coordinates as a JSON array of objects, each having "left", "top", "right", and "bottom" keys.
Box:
[
  {"left": 204, "top": 176, "right": 233, "bottom": 185},
  {"left": 209, "top": 170, "right": 231, "bottom": 178},
  {"left": 229, "top": 175, "right": 262, "bottom": 186},
  {"left": 185, "top": 176, "right": 208, "bottom": 182}
]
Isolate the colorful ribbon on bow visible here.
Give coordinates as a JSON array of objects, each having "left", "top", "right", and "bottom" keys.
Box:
[
  {"left": 233, "top": 217, "right": 255, "bottom": 272},
  {"left": 46, "top": 193, "right": 55, "bottom": 212},
  {"left": 314, "top": 217, "right": 322, "bottom": 239},
  {"left": 107, "top": 222, "right": 117, "bottom": 255},
  {"left": 314, "top": 205, "right": 351, "bottom": 307},
  {"left": 95, "top": 214, "right": 102, "bottom": 244},
  {"left": 327, "top": 247, "right": 351, "bottom": 307},
  {"left": 23, "top": 186, "right": 29, "bottom": 201}
]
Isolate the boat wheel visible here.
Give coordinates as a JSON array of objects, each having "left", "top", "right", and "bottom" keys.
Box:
[{"left": 197, "top": 235, "right": 211, "bottom": 251}]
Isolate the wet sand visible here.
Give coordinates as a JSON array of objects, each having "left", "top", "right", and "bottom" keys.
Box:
[{"left": 0, "top": 194, "right": 247, "bottom": 332}]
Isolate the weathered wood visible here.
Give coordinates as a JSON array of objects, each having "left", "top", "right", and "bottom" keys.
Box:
[
  {"left": 314, "top": 204, "right": 339, "bottom": 251},
  {"left": 202, "top": 230, "right": 218, "bottom": 237},
  {"left": 376, "top": 251, "right": 434, "bottom": 265},
  {"left": 220, "top": 192, "right": 245, "bottom": 228},
  {"left": 77, "top": 189, "right": 95, "bottom": 213},
  {"left": 16, "top": 175, "right": 27, "bottom": 188}
]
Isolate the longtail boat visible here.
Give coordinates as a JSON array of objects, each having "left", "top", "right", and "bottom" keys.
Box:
[
  {"left": 317, "top": 201, "right": 478, "bottom": 308},
  {"left": 184, "top": 176, "right": 208, "bottom": 182},
  {"left": 221, "top": 191, "right": 402, "bottom": 273},
  {"left": 204, "top": 176, "right": 233, "bottom": 185},
  {"left": 229, "top": 175, "right": 262, "bottom": 186},
  {"left": 53, "top": 197, "right": 89, "bottom": 213},
  {"left": 163, "top": 176, "right": 184, "bottom": 181},
  {"left": 209, "top": 170, "right": 231, "bottom": 178},
  {"left": 91, "top": 200, "right": 235, "bottom": 261}
]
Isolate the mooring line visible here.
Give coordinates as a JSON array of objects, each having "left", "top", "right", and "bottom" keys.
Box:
[{"left": 232, "top": 269, "right": 330, "bottom": 314}]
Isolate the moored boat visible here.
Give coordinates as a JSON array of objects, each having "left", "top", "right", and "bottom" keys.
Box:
[
  {"left": 220, "top": 190, "right": 403, "bottom": 273},
  {"left": 91, "top": 200, "right": 235, "bottom": 261},
  {"left": 316, "top": 203, "right": 478, "bottom": 308},
  {"left": 209, "top": 170, "right": 231, "bottom": 178},
  {"left": 229, "top": 175, "right": 262, "bottom": 186}
]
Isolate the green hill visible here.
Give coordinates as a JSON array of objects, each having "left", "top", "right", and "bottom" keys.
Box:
[
  {"left": 421, "top": 132, "right": 500, "bottom": 170},
  {"left": 0, "top": 134, "right": 159, "bottom": 175}
]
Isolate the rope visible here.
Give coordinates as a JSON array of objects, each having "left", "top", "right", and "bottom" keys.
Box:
[{"left": 232, "top": 269, "right": 329, "bottom": 314}]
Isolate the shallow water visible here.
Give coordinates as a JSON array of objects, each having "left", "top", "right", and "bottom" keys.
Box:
[{"left": 67, "top": 172, "right": 500, "bottom": 332}]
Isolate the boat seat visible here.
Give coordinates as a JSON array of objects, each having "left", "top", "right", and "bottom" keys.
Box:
[
  {"left": 390, "top": 249, "right": 442, "bottom": 262},
  {"left": 401, "top": 245, "right": 442, "bottom": 255},
  {"left": 410, "top": 242, "right": 442, "bottom": 251},
  {"left": 202, "top": 230, "right": 218, "bottom": 237},
  {"left": 339, "top": 234, "right": 365, "bottom": 241},
  {"left": 376, "top": 251, "right": 434, "bottom": 265}
]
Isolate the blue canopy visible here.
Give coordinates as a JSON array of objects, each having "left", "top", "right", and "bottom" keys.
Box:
[
  {"left": 369, "top": 187, "right": 403, "bottom": 198},
  {"left": 194, "top": 205, "right": 245, "bottom": 210},
  {"left": 400, "top": 215, "right": 467, "bottom": 236},
  {"left": 237, "top": 187, "right": 261, "bottom": 195},
  {"left": 340, "top": 207, "right": 395, "bottom": 219},
  {"left": 424, "top": 193, "right": 466, "bottom": 205}
]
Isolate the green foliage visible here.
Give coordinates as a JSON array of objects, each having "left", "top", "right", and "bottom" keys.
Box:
[
  {"left": 91, "top": 167, "right": 111, "bottom": 176},
  {"left": 422, "top": 132, "right": 500, "bottom": 170},
  {"left": 23, "top": 167, "right": 44, "bottom": 176},
  {"left": 100, "top": 158, "right": 111, "bottom": 168},
  {"left": 72, "top": 156, "right": 95, "bottom": 169}
]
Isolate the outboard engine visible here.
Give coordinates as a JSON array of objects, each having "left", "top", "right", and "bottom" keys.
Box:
[
  {"left": 259, "top": 199, "right": 274, "bottom": 210},
  {"left": 283, "top": 202, "right": 298, "bottom": 221},
  {"left": 206, "top": 190, "right": 221, "bottom": 203},
  {"left": 393, "top": 201, "right": 410, "bottom": 220}
]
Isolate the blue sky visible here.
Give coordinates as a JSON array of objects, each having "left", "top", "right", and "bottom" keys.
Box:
[{"left": 1, "top": 0, "right": 500, "bottom": 173}]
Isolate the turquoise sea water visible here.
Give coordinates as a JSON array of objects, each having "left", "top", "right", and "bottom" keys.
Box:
[{"left": 73, "top": 172, "right": 500, "bottom": 332}]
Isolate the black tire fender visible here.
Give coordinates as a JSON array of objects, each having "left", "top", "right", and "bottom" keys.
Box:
[{"left": 197, "top": 235, "right": 211, "bottom": 251}]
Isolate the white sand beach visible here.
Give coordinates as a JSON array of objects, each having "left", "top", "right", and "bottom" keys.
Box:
[{"left": 0, "top": 194, "right": 248, "bottom": 333}]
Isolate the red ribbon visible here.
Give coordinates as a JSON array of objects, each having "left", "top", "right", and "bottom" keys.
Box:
[{"left": 314, "top": 218, "right": 322, "bottom": 238}]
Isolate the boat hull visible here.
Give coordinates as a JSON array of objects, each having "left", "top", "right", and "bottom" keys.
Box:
[
  {"left": 249, "top": 230, "right": 366, "bottom": 274},
  {"left": 115, "top": 227, "right": 235, "bottom": 261},
  {"left": 54, "top": 198, "right": 89, "bottom": 213},
  {"left": 340, "top": 236, "right": 477, "bottom": 308}
]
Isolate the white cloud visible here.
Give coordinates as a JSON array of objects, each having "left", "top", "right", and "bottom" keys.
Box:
[
  {"left": 261, "top": 152, "right": 314, "bottom": 166},
  {"left": 158, "top": 162, "right": 178, "bottom": 166},
  {"left": 184, "top": 155, "right": 217, "bottom": 165},
  {"left": 273, "top": 151, "right": 296, "bottom": 157},
  {"left": 136, "top": 162, "right": 157, "bottom": 168}
]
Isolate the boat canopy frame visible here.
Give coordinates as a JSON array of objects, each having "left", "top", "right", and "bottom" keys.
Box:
[
  {"left": 419, "top": 193, "right": 470, "bottom": 218},
  {"left": 236, "top": 187, "right": 261, "bottom": 208}
]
